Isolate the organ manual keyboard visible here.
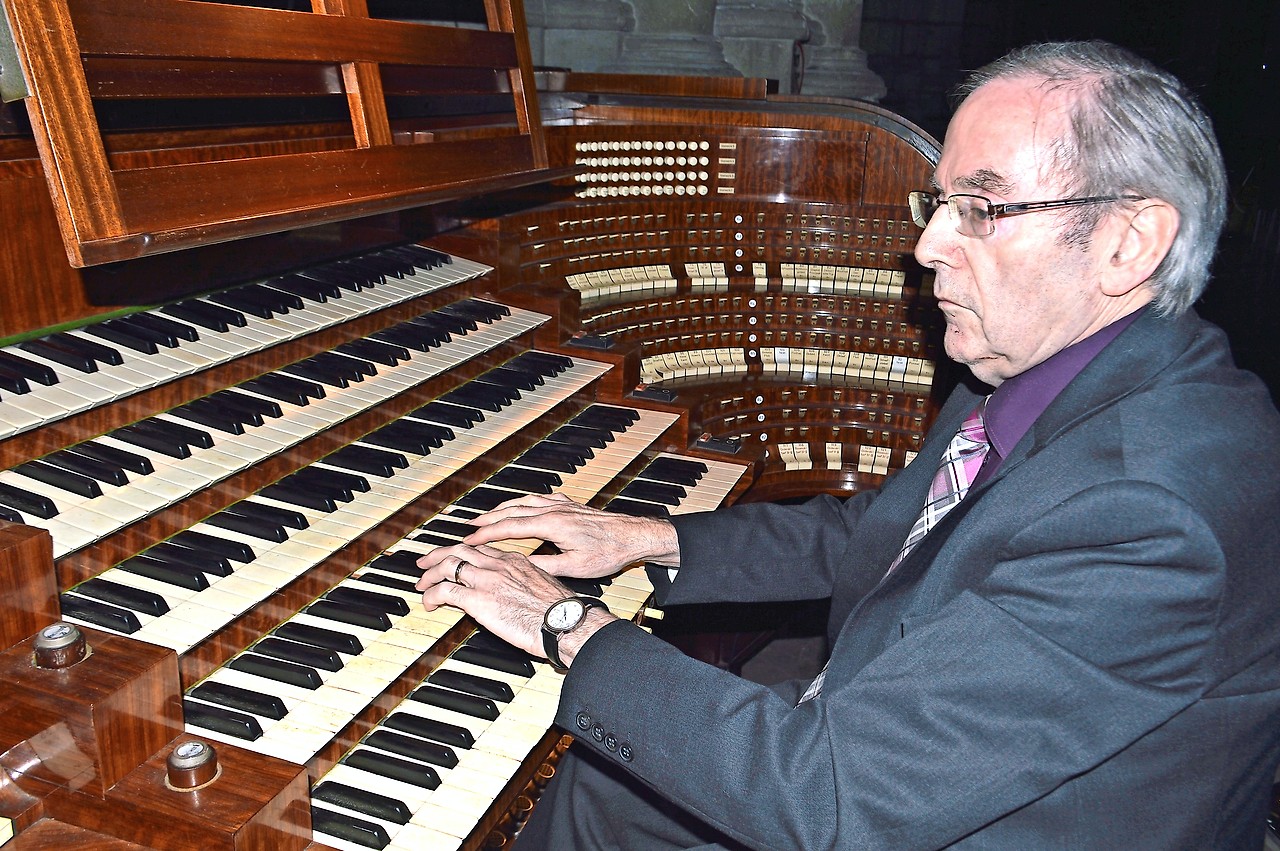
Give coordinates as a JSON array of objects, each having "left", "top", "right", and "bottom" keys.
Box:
[{"left": 0, "top": 1, "right": 942, "bottom": 848}]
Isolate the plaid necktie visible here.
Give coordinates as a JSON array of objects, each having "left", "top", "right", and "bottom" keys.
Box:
[{"left": 798, "top": 398, "right": 990, "bottom": 703}]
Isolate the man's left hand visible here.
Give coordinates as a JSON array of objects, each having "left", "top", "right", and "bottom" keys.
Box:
[{"left": 415, "top": 543, "right": 616, "bottom": 664}]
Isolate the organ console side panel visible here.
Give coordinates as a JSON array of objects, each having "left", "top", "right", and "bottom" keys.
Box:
[{"left": 0, "top": 3, "right": 939, "bottom": 848}]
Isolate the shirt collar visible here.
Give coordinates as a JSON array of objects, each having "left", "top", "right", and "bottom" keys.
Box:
[{"left": 984, "top": 306, "right": 1146, "bottom": 460}]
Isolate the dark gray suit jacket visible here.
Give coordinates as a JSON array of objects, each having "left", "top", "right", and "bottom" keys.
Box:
[{"left": 558, "top": 309, "right": 1280, "bottom": 849}]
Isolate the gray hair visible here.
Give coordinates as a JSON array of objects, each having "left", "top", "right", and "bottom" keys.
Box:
[{"left": 955, "top": 41, "right": 1227, "bottom": 316}]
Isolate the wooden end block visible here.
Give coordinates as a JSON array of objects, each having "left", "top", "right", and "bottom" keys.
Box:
[
  {"left": 0, "top": 524, "right": 57, "bottom": 651},
  {"left": 69, "top": 737, "right": 312, "bottom": 851},
  {"left": 0, "top": 627, "right": 182, "bottom": 797}
]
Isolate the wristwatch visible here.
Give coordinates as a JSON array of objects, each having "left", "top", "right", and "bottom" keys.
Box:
[{"left": 541, "top": 595, "right": 608, "bottom": 670}]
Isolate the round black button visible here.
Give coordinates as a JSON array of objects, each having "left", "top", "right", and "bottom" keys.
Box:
[
  {"left": 575, "top": 712, "right": 591, "bottom": 731},
  {"left": 591, "top": 724, "right": 605, "bottom": 742},
  {"left": 604, "top": 734, "right": 619, "bottom": 751},
  {"left": 619, "top": 743, "right": 634, "bottom": 762}
]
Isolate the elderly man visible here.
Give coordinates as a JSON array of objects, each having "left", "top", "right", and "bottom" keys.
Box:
[{"left": 416, "top": 41, "right": 1280, "bottom": 849}]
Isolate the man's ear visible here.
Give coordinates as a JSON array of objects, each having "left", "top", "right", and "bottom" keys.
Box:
[{"left": 1101, "top": 200, "right": 1180, "bottom": 297}]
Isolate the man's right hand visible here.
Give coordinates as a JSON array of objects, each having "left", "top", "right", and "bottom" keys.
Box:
[{"left": 463, "top": 493, "right": 680, "bottom": 579}]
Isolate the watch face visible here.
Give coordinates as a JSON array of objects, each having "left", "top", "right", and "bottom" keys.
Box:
[{"left": 546, "top": 598, "right": 586, "bottom": 631}]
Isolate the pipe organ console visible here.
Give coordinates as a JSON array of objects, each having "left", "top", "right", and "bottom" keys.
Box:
[{"left": 0, "top": 2, "right": 941, "bottom": 849}]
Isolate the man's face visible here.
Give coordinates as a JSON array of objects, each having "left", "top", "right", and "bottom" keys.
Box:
[{"left": 914, "top": 77, "right": 1143, "bottom": 386}]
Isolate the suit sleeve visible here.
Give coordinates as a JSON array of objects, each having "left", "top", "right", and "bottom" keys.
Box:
[
  {"left": 648, "top": 489, "right": 882, "bottom": 605},
  {"left": 558, "top": 481, "right": 1224, "bottom": 850}
]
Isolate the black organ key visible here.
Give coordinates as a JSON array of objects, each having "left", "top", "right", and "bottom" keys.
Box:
[
  {"left": 213, "top": 389, "right": 281, "bottom": 421},
  {"left": 510, "top": 350, "right": 572, "bottom": 375},
  {"left": 343, "top": 750, "right": 440, "bottom": 791},
  {"left": 112, "top": 423, "right": 192, "bottom": 459},
  {"left": 306, "top": 599, "right": 392, "bottom": 631},
  {"left": 487, "top": 467, "right": 560, "bottom": 492},
  {"left": 0, "top": 363, "right": 31, "bottom": 394},
  {"left": 412, "top": 532, "right": 459, "bottom": 547},
  {"left": 253, "top": 636, "right": 344, "bottom": 672},
  {"left": 353, "top": 571, "right": 418, "bottom": 594},
  {"left": 274, "top": 620, "right": 363, "bottom": 655},
  {"left": 325, "top": 586, "right": 410, "bottom": 617},
  {"left": 137, "top": 417, "right": 215, "bottom": 450},
  {"left": 233, "top": 498, "right": 310, "bottom": 529},
  {"left": 20, "top": 337, "right": 97, "bottom": 373},
  {"left": 170, "top": 529, "right": 255, "bottom": 563},
  {"left": 287, "top": 466, "right": 366, "bottom": 498},
  {"left": 207, "top": 290, "right": 272, "bottom": 320},
  {"left": 119, "top": 555, "right": 210, "bottom": 591},
  {"left": 74, "top": 577, "right": 169, "bottom": 616},
  {"left": 281, "top": 358, "right": 350, "bottom": 389},
  {"left": 129, "top": 311, "right": 201, "bottom": 342},
  {"left": 439, "top": 385, "right": 504, "bottom": 414},
  {"left": 367, "top": 550, "right": 425, "bottom": 577},
  {"left": 259, "top": 481, "right": 338, "bottom": 513},
  {"left": 266, "top": 274, "right": 336, "bottom": 302},
  {"left": 427, "top": 669, "right": 514, "bottom": 703},
  {"left": 310, "top": 807, "right": 390, "bottom": 850},
  {"left": 371, "top": 323, "right": 441, "bottom": 352},
  {"left": 59, "top": 593, "right": 141, "bottom": 633},
  {"left": 364, "top": 729, "right": 457, "bottom": 769},
  {"left": 324, "top": 445, "right": 405, "bottom": 478},
  {"left": 162, "top": 299, "right": 247, "bottom": 331},
  {"left": 0, "top": 351, "right": 58, "bottom": 386},
  {"left": 451, "top": 644, "right": 535, "bottom": 678},
  {"left": 0, "top": 481, "right": 59, "bottom": 518},
  {"left": 605, "top": 498, "right": 671, "bottom": 519},
  {"left": 410, "top": 400, "right": 482, "bottom": 428},
  {"left": 313, "top": 781, "right": 412, "bottom": 826},
  {"left": 361, "top": 422, "right": 440, "bottom": 456},
  {"left": 54, "top": 332, "right": 124, "bottom": 367},
  {"left": 427, "top": 305, "right": 473, "bottom": 332},
  {"left": 481, "top": 365, "right": 540, "bottom": 391},
  {"left": 410, "top": 685, "right": 499, "bottom": 721},
  {"left": 84, "top": 321, "right": 160, "bottom": 355},
  {"left": 644, "top": 456, "right": 708, "bottom": 481},
  {"left": 547, "top": 424, "right": 614, "bottom": 449},
  {"left": 455, "top": 487, "right": 522, "bottom": 511},
  {"left": 619, "top": 480, "right": 687, "bottom": 505},
  {"left": 229, "top": 653, "right": 323, "bottom": 690},
  {"left": 571, "top": 404, "right": 639, "bottom": 430},
  {"left": 44, "top": 450, "right": 129, "bottom": 487},
  {"left": 382, "top": 712, "right": 474, "bottom": 750},
  {"left": 422, "top": 518, "right": 478, "bottom": 539},
  {"left": 111, "top": 316, "right": 179, "bottom": 349},
  {"left": 437, "top": 302, "right": 489, "bottom": 326},
  {"left": 72, "top": 440, "right": 154, "bottom": 475},
  {"left": 204, "top": 510, "right": 289, "bottom": 543},
  {"left": 0, "top": 504, "right": 23, "bottom": 523},
  {"left": 189, "top": 680, "right": 288, "bottom": 721},
  {"left": 336, "top": 338, "right": 407, "bottom": 367},
  {"left": 171, "top": 400, "right": 245, "bottom": 435},
  {"left": 183, "top": 699, "right": 263, "bottom": 741},
  {"left": 14, "top": 460, "right": 102, "bottom": 498},
  {"left": 147, "top": 542, "right": 235, "bottom": 577},
  {"left": 240, "top": 373, "right": 324, "bottom": 406},
  {"left": 225, "top": 497, "right": 307, "bottom": 532}
]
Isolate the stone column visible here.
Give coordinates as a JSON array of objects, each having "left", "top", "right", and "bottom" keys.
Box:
[
  {"left": 606, "top": 0, "right": 738, "bottom": 76},
  {"left": 714, "top": 0, "right": 810, "bottom": 93},
  {"left": 526, "top": 0, "right": 635, "bottom": 72},
  {"left": 798, "top": 0, "right": 886, "bottom": 101}
]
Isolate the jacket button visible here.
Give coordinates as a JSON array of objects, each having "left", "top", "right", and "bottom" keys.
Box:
[
  {"left": 591, "top": 724, "right": 605, "bottom": 742},
  {"left": 604, "top": 734, "right": 619, "bottom": 751},
  {"left": 575, "top": 712, "right": 591, "bottom": 731},
  {"left": 619, "top": 743, "right": 634, "bottom": 762}
]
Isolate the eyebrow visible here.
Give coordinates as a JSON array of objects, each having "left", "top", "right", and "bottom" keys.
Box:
[{"left": 930, "top": 168, "right": 1016, "bottom": 197}]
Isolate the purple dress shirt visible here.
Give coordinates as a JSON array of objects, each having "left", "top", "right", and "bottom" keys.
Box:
[{"left": 973, "top": 307, "right": 1145, "bottom": 486}]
